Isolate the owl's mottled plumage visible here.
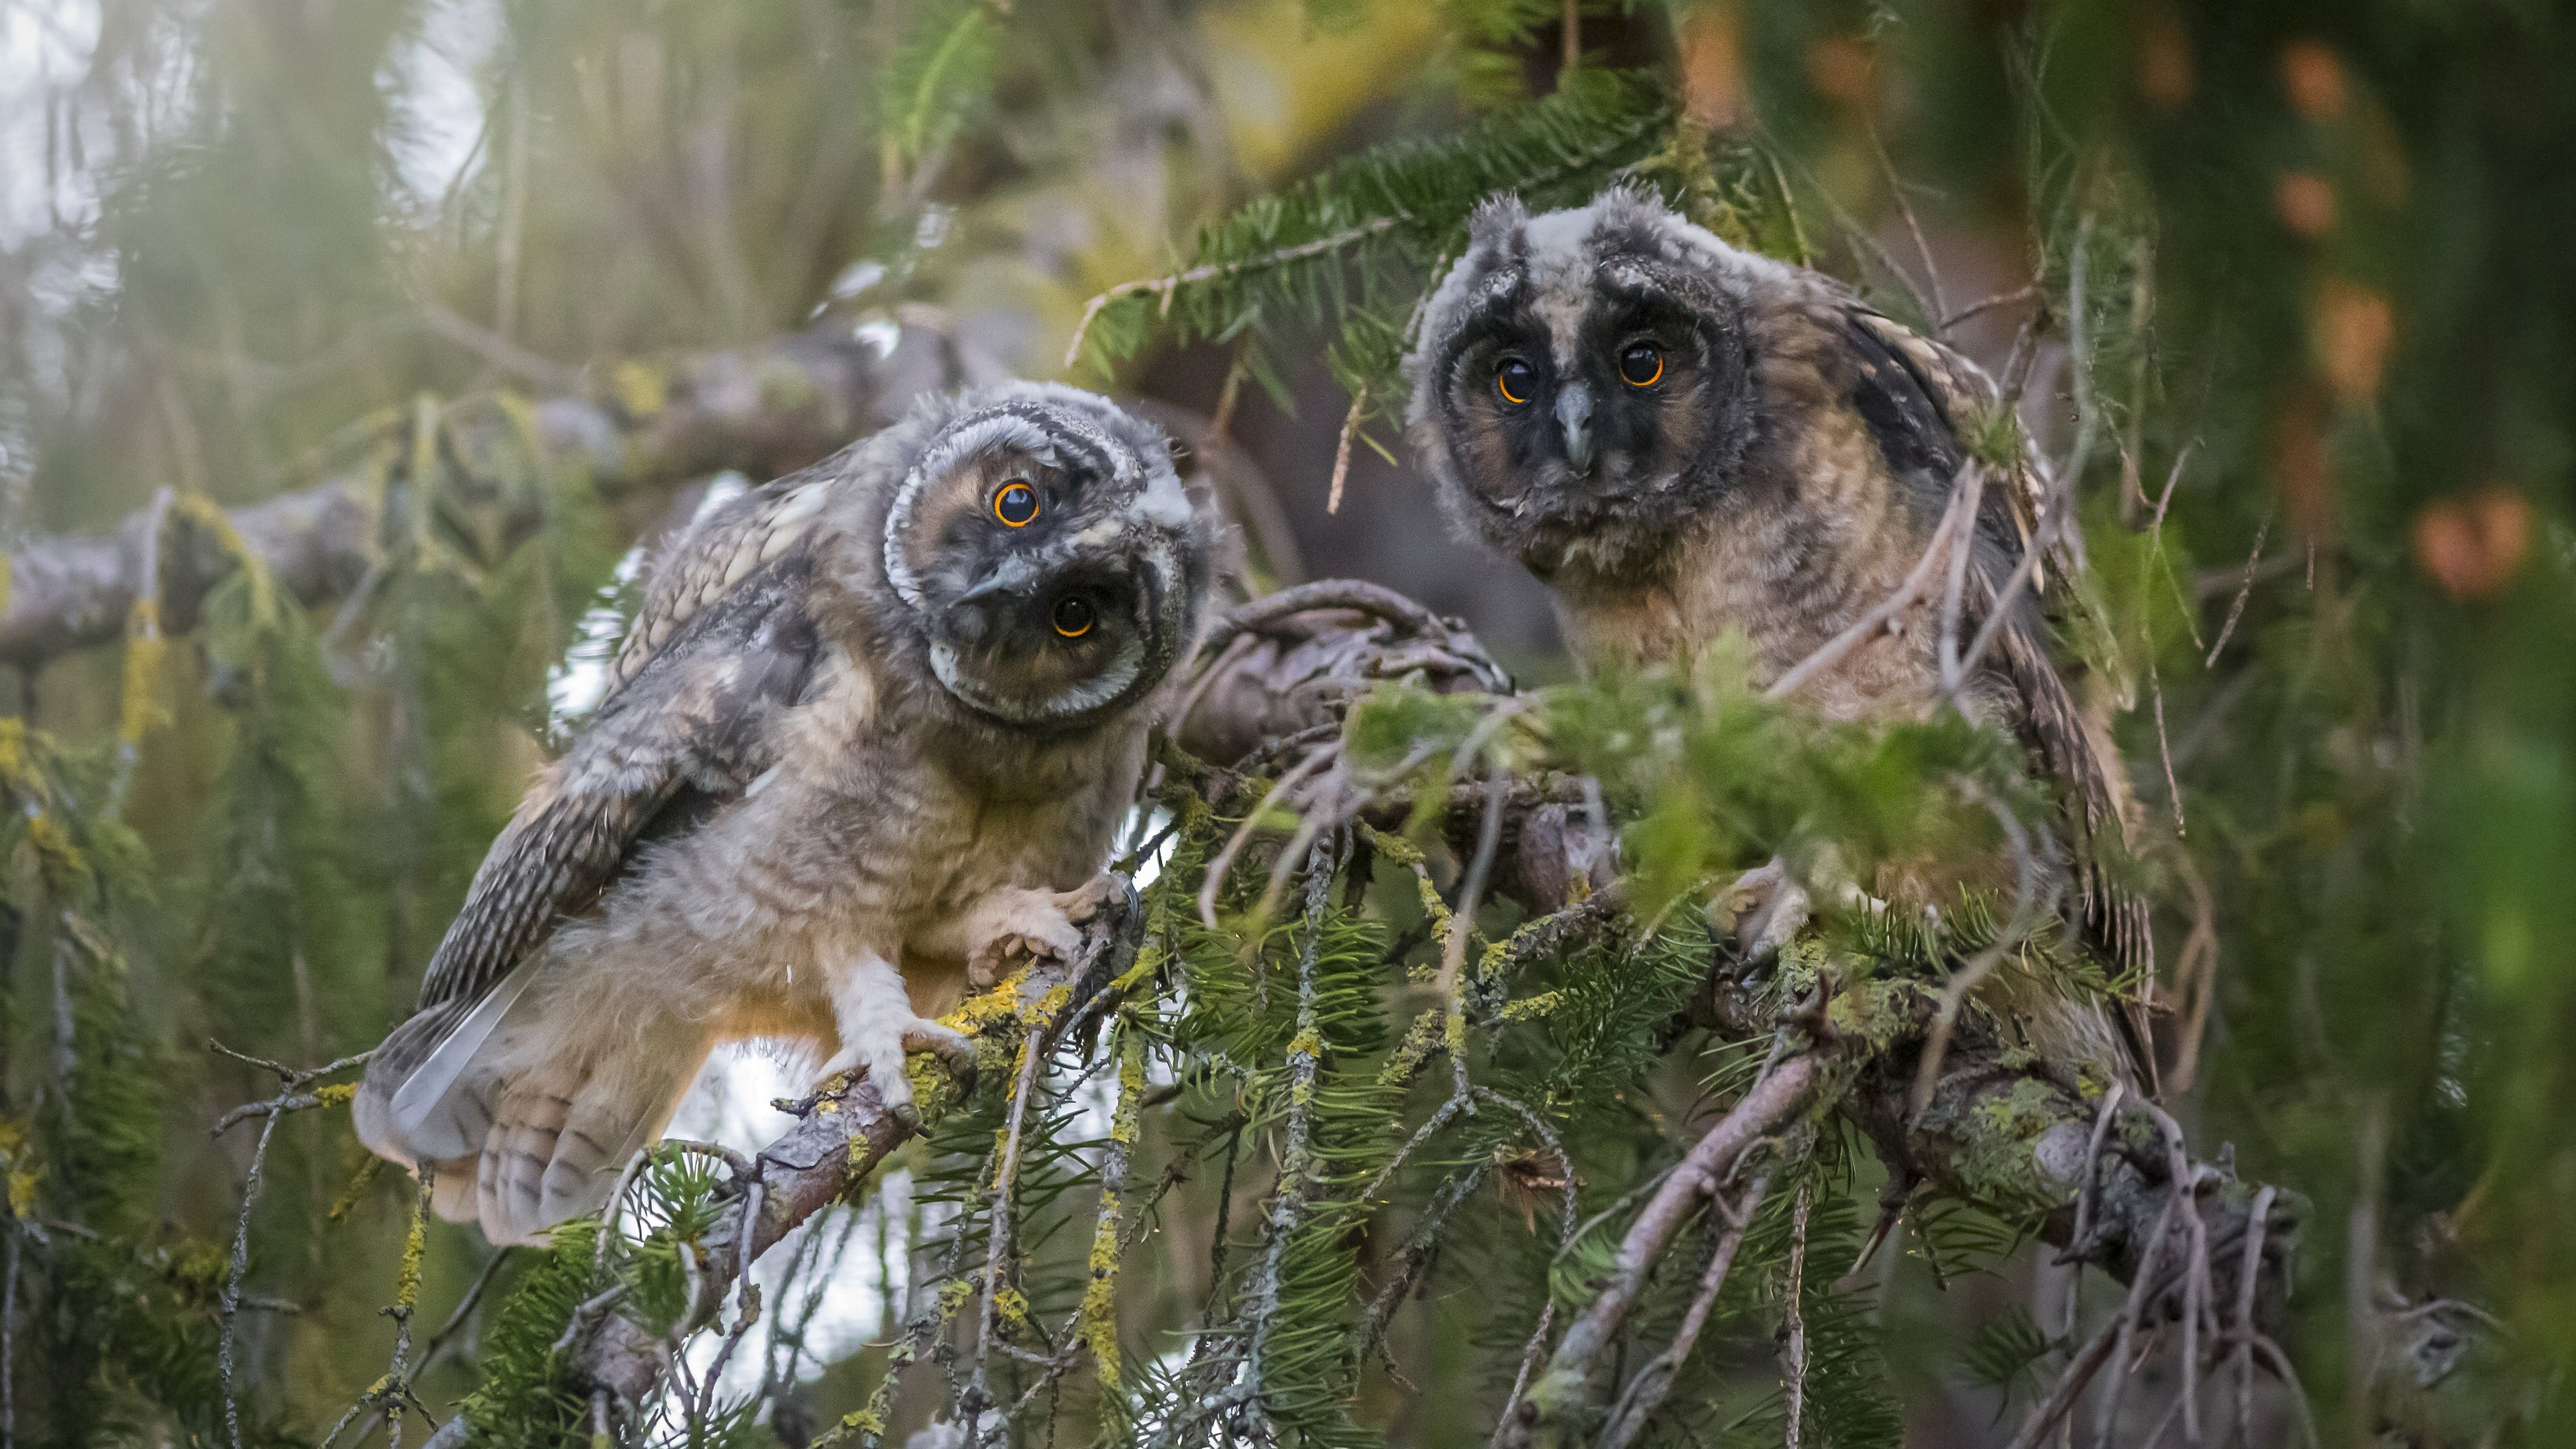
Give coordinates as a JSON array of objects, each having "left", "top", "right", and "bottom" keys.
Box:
[
  {"left": 355, "top": 383, "right": 1224, "bottom": 1244},
  {"left": 1407, "top": 187, "right": 2149, "bottom": 1071}
]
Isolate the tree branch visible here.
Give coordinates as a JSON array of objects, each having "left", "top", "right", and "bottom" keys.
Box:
[
  {"left": 0, "top": 327, "right": 959, "bottom": 672},
  {"left": 1503, "top": 1051, "right": 1825, "bottom": 1449}
]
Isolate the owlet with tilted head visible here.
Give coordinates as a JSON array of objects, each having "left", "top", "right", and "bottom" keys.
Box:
[
  {"left": 1406, "top": 186, "right": 2150, "bottom": 1077},
  {"left": 354, "top": 382, "right": 1225, "bottom": 1245}
]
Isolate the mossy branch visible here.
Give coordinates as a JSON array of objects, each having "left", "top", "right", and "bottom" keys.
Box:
[{"left": 0, "top": 327, "right": 958, "bottom": 673}]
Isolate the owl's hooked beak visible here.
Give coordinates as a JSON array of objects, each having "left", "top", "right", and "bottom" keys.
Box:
[
  {"left": 954, "top": 570, "right": 1018, "bottom": 606},
  {"left": 1555, "top": 384, "right": 1595, "bottom": 478}
]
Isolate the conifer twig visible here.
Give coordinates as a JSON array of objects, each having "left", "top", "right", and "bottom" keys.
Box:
[
  {"left": 969, "top": 1005, "right": 1054, "bottom": 1410},
  {"left": 1503, "top": 1046, "right": 1825, "bottom": 1448},
  {"left": 1063, "top": 219, "right": 1407, "bottom": 370},
  {"left": 2233, "top": 1185, "right": 2280, "bottom": 1449},
  {"left": 211, "top": 1042, "right": 373, "bottom": 1449},
  {"left": 1489, "top": 1300, "right": 1556, "bottom": 1449},
  {"left": 1782, "top": 1183, "right": 1810, "bottom": 1449},
  {"left": 1239, "top": 843, "right": 1340, "bottom": 1428},
  {"left": 1595, "top": 1169, "right": 1773, "bottom": 1449},
  {"left": 1326, "top": 384, "right": 1368, "bottom": 515}
]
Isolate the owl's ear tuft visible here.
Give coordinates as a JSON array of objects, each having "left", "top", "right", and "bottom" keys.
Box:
[
  {"left": 1595, "top": 182, "right": 1676, "bottom": 226},
  {"left": 1585, "top": 183, "right": 1688, "bottom": 256},
  {"left": 1468, "top": 193, "right": 1531, "bottom": 248}
]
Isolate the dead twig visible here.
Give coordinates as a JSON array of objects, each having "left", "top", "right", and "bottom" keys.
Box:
[
  {"left": 2204, "top": 510, "right": 2273, "bottom": 667},
  {"left": 1868, "top": 125, "right": 1947, "bottom": 325},
  {"left": 1501, "top": 1049, "right": 1826, "bottom": 1448},
  {"left": 1768, "top": 465, "right": 1979, "bottom": 702},
  {"left": 211, "top": 1042, "right": 374, "bottom": 1449},
  {"left": 1941, "top": 286, "right": 2042, "bottom": 333},
  {"left": 1596, "top": 1170, "right": 1775, "bottom": 1449}
]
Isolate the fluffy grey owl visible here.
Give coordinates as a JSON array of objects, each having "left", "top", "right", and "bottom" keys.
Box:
[
  {"left": 1405, "top": 186, "right": 2149, "bottom": 1069},
  {"left": 354, "top": 382, "right": 1224, "bottom": 1245}
]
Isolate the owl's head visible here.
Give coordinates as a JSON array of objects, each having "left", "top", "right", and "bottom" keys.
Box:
[
  {"left": 1405, "top": 186, "right": 1766, "bottom": 578},
  {"left": 879, "top": 383, "right": 1218, "bottom": 731}
]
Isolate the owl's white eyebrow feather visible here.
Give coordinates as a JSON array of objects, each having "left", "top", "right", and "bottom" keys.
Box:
[{"left": 882, "top": 411, "right": 1067, "bottom": 611}]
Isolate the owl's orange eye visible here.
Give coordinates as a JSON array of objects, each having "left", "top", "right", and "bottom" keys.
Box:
[
  {"left": 1051, "top": 596, "right": 1095, "bottom": 638},
  {"left": 994, "top": 481, "right": 1040, "bottom": 527},
  {"left": 1495, "top": 358, "right": 1537, "bottom": 407},
  {"left": 1619, "top": 342, "right": 1664, "bottom": 388}
]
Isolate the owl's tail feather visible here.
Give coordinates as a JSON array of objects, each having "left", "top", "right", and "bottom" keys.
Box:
[{"left": 473, "top": 1042, "right": 706, "bottom": 1246}]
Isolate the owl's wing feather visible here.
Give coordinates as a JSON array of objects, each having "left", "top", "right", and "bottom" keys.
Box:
[
  {"left": 1837, "top": 303, "right": 2154, "bottom": 985},
  {"left": 411, "top": 480, "right": 833, "bottom": 1016}
]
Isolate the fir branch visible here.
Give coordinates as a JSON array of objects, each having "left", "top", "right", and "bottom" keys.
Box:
[
  {"left": 1503, "top": 1045, "right": 1827, "bottom": 1449},
  {"left": 1065, "top": 72, "right": 1673, "bottom": 379},
  {"left": 543, "top": 904, "right": 1138, "bottom": 1426},
  {"left": 1063, "top": 218, "right": 1405, "bottom": 371}
]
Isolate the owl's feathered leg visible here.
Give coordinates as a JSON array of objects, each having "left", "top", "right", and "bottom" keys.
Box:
[
  {"left": 817, "top": 950, "right": 971, "bottom": 1114},
  {"left": 431, "top": 1156, "right": 480, "bottom": 1223}
]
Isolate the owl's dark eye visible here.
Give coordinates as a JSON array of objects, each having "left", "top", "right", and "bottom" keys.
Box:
[
  {"left": 1051, "top": 596, "right": 1095, "bottom": 639},
  {"left": 994, "top": 481, "right": 1040, "bottom": 527},
  {"left": 1619, "top": 342, "right": 1664, "bottom": 388},
  {"left": 1495, "top": 358, "right": 1537, "bottom": 408}
]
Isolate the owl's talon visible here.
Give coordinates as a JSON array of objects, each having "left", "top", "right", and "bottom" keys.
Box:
[
  {"left": 962, "top": 882, "right": 1096, "bottom": 988},
  {"left": 905, "top": 1023, "right": 977, "bottom": 1079},
  {"left": 1711, "top": 857, "right": 1809, "bottom": 967},
  {"left": 1052, "top": 872, "right": 1122, "bottom": 926}
]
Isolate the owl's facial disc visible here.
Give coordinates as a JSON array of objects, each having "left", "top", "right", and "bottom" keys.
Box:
[
  {"left": 1422, "top": 211, "right": 1752, "bottom": 577},
  {"left": 887, "top": 411, "right": 1191, "bottom": 730}
]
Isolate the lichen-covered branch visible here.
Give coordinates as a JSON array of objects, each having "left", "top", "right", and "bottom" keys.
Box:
[
  {"left": 1502, "top": 1049, "right": 1827, "bottom": 1449},
  {"left": 551, "top": 895, "right": 1136, "bottom": 1424},
  {"left": 0, "top": 327, "right": 959, "bottom": 672},
  {"left": 1171, "top": 587, "right": 2304, "bottom": 1433}
]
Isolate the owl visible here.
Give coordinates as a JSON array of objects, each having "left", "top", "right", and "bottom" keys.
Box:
[
  {"left": 1405, "top": 186, "right": 2149, "bottom": 1071},
  {"left": 354, "top": 382, "right": 1226, "bottom": 1245}
]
